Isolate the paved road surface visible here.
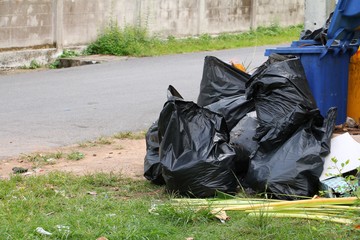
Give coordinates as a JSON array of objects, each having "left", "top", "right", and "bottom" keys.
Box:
[{"left": 0, "top": 46, "right": 270, "bottom": 159}]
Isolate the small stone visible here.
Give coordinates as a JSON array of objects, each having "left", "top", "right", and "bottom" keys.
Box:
[{"left": 346, "top": 117, "right": 358, "bottom": 128}]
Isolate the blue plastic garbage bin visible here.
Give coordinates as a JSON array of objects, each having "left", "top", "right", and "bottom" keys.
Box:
[{"left": 265, "top": 0, "right": 360, "bottom": 125}]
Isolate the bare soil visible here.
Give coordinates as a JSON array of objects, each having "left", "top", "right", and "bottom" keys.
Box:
[{"left": 0, "top": 139, "right": 146, "bottom": 180}]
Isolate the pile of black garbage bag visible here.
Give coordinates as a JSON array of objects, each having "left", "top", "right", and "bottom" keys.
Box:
[{"left": 144, "top": 54, "right": 337, "bottom": 199}]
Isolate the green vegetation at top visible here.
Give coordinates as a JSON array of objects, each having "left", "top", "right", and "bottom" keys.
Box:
[{"left": 85, "top": 21, "right": 303, "bottom": 57}]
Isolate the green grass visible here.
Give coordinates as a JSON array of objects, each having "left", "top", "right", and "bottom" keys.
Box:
[
  {"left": 113, "top": 131, "right": 146, "bottom": 140},
  {"left": 77, "top": 131, "right": 145, "bottom": 148},
  {"left": 66, "top": 151, "right": 85, "bottom": 161},
  {"left": 0, "top": 172, "right": 358, "bottom": 239},
  {"left": 85, "top": 22, "right": 303, "bottom": 57},
  {"left": 21, "top": 152, "right": 64, "bottom": 166}
]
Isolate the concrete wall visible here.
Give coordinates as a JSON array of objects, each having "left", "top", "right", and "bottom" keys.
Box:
[
  {"left": 0, "top": 0, "right": 55, "bottom": 50},
  {"left": 256, "top": 0, "right": 304, "bottom": 27},
  {"left": 304, "top": 0, "right": 336, "bottom": 31},
  {"left": 0, "top": 0, "right": 305, "bottom": 51}
]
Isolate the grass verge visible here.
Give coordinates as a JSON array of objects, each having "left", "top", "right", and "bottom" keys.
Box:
[
  {"left": 85, "top": 22, "right": 303, "bottom": 57},
  {"left": 0, "top": 172, "right": 359, "bottom": 239}
]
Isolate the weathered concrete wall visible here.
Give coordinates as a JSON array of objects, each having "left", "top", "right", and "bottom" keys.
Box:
[
  {"left": 0, "top": 0, "right": 305, "bottom": 51},
  {"left": 256, "top": 0, "right": 304, "bottom": 27},
  {"left": 0, "top": 0, "right": 54, "bottom": 50},
  {"left": 304, "top": 0, "right": 336, "bottom": 31}
]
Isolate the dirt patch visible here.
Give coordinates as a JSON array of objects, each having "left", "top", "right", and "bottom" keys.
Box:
[{"left": 0, "top": 138, "right": 146, "bottom": 180}]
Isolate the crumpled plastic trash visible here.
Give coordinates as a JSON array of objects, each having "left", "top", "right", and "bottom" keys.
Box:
[
  {"left": 143, "top": 86, "right": 183, "bottom": 185},
  {"left": 198, "top": 56, "right": 254, "bottom": 130},
  {"left": 243, "top": 108, "right": 337, "bottom": 200},
  {"left": 36, "top": 227, "right": 52, "bottom": 236},
  {"left": 246, "top": 54, "right": 318, "bottom": 152},
  {"left": 158, "top": 86, "right": 239, "bottom": 198}
]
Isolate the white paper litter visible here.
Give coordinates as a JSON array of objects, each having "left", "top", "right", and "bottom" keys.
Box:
[
  {"left": 320, "top": 133, "right": 360, "bottom": 181},
  {"left": 36, "top": 227, "right": 52, "bottom": 236}
]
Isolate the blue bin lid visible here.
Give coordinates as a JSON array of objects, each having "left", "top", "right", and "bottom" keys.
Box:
[
  {"left": 326, "top": 0, "right": 360, "bottom": 49},
  {"left": 264, "top": 44, "right": 357, "bottom": 57},
  {"left": 265, "top": 0, "right": 360, "bottom": 58}
]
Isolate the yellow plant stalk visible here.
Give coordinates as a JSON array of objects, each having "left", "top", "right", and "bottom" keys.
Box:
[
  {"left": 247, "top": 212, "right": 353, "bottom": 224},
  {"left": 171, "top": 197, "right": 359, "bottom": 225}
]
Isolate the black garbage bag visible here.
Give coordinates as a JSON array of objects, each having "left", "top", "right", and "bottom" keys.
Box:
[
  {"left": 197, "top": 56, "right": 250, "bottom": 107},
  {"left": 204, "top": 95, "right": 254, "bottom": 130},
  {"left": 143, "top": 121, "right": 164, "bottom": 185},
  {"left": 158, "top": 88, "right": 239, "bottom": 198},
  {"left": 229, "top": 111, "right": 259, "bottom": 177},
  {"left": 198, "top": 56, "right": 254, "bottom": 130},
  {"left": 246, "top": 54, "right": 318, "bottom": 152},
  {"left": 143, "top": 86, "right": 183, "bottom": 185},
  {"left": 300, "top": 12, "right": 333, "bottom": 45},
  {"left": 243, "top": 108, "right": 337, "bottom": 200}
]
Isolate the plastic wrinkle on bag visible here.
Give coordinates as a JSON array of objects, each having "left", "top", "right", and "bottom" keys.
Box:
[
  {"left": 198, "top": 56, "right": 254, "bottom": 130},
  {"left": 230, "top": 111, "right": 258, "bottom": 177},
  {"left": 158, "top": 86, "right": 239, "bottom": 198},
  {"left": 300, "top": 12, "right": 333, "bottom": 45},
  {"left": 143, "top": 85, "right": 183, "bottom": 185},
  {"left": 197, "top": 56, "right": 250, "bottom": 107},
  {"left": 143, "top": 121, "right": 164, "bottom": 185},
  {"left": 243, "top": 108, "right": 337, "bottom": 200},
  {"left": 246, "top": 54, "right": 318, "bottom": 152},
  {"left": 204, "top": 95, "right": 254, "bottom": 131}
]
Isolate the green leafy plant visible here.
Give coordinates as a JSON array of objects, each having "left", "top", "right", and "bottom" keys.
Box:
[
  {"left": 85, "top": 21, "right": 303, "bottom": 57},
  {"left": 29, "top": 59, "right": 41, "bottom": 69},
  {"left": 85, "top": 20, "right": 152, "bottom": 56},
  {"left": 20, "top": 59, "right": 41, "bottom": 69},
  {"left": 67, "top": 151, "right": 85, "bottom": 161},
  {"left": 21, "top": 151, "right": 64, "bottom": 166},
  {"left": 113, "top": 131, "right": 146, "bottom": 140},
  {"left": 49, "top": 49, "right": 81, "bottom": 69},
  {"left": 325, "top": 157, "right": 360, "bottom": 197}
]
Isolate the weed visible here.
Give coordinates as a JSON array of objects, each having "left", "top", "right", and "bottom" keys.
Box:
[
  {"left": 60, "top": 49, "right": 80, "bottom": 58},
  {"left": 20, "top": 59, "right": 41, "bottom": 69},
  {"left": 78, "top": 140, "right": 97, "bottom": 148},
  {"left": 86, "top": 21, "right": 303, "bottom": 57},
  {"left": 113, "top": 131, "right": 146, "bottom": 140},
  {"left": 78, "top": 137, "right": 114, "bottom": 147},
  {"left": 85, "top": 20, "right": 152, "bottom": 56},
  {"left": 67, "top": 151, "right": 85, "bottom": 161},
  {"left": 325, "top": 157, "right": 360, "bottom": 197},
  {"left": 29, "top": 59, "right": 41, "bottom": 69},
  {"left": 21, "top": 151, "right": 63, "bottom": 166},
  {"left": 49, "top": 49, "right": 81, "bottom": 69},
  {"left": 95, "top": 136, "right": 114, "bottom": 145}
]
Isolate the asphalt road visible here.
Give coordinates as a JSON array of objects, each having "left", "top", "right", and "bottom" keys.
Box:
[{"left": 0, "top": 46, "right": 270, "bottom": 159}]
